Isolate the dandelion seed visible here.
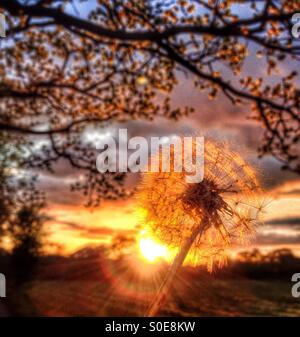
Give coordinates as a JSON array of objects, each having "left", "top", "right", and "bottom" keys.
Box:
[{"left": 136, "top": 138, "right": 265, "bottom": 316}]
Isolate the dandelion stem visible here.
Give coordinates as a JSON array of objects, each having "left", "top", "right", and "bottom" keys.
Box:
[{"left": 145, "top": 218, "right": 206, "bottom": 317}]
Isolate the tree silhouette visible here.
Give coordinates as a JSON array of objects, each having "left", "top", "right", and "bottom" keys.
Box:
[
  {"left": 8, "top": 187, "right": 45, "bottom": 284},
  {"left": 0, "top": 141, "right": 12, "bottom": 238},
  {"left": 110, "top": 233, "right": 136, "bottom": 259},
  {"left": 0, "top": 131, "right": 46, "bottom": 283},
  {"left": 0, "top": 132, "right": 25, "bottom": 239},
  {"left": 0, "top": 1, "right": 299, "bottom": 205}
]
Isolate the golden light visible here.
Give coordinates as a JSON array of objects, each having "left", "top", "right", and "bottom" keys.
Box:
[
  {"left": 136, "top": 75, "right": 148, "bottom": 85},
  {"left": 139, "top": 237, "right": 169, "bottom": 263}
]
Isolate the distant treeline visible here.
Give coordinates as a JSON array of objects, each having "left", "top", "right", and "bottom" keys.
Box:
[
  {"left": 224, "top": 248, "right": 300, "bottom": 279},
  {"left": 1, "top": 247, "right": 300, "bottom": 282}
]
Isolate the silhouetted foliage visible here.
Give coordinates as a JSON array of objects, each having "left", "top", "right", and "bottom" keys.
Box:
[
  {"left": 8, "top": 189, "right": 45, "bottom": 284},
  {"left": 110, "top": 234, "right": 136, "bottom": 259},
  {"left": 227, "top": 248, "right": 300, "bottom": 279},
  {"left": 0, "top": 135, "right": 46, "bottom": 284},
  {"left": 0, "top": 133, "right": 18, "bottom": 238},
  {"left": 0, "top": 1, "right": 299, "bottom": 205}
]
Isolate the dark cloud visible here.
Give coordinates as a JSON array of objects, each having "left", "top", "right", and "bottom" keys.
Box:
[
  {"left": 38, "top": 175, "right": 84, "bottom": 206},
  {"left": 46, "top": 216, "right": 135, "bottom": 239},
  {"left": 255, "top": 217, "right": 300, "bottom": 245},
  {"left": 266, "top": 217, "right": 300, "bottom": 227},
  {"left": 254, "top": 156, "right": 299, "bottom": 189},
  {"left": 256, "top": 234, "right": 300, "bottom": 245}
]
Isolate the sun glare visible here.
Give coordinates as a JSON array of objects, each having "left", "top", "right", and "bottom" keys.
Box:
[{"left": 139, "top": 237, "right": 169, "bottom": 263}]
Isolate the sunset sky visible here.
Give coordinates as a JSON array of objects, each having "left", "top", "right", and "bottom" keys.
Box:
[
  {"left": 6, "top": 0, "right": 298, "bottom": 260},
  {"left": 37, "top": 94, "right": 300, "bottom": 257}
]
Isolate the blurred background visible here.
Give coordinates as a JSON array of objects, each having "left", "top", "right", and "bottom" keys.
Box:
[{"left": 0, "top": 0, "right": 300, "bottom": 316}]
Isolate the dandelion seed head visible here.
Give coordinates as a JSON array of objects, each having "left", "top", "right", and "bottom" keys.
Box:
[{"left": 136, "top": 139, "right": 264, "bottom": 270}]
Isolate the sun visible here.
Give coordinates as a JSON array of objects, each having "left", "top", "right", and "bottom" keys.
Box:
[{"left": 139, "top": 237, "right": 169, "bottom": 263}]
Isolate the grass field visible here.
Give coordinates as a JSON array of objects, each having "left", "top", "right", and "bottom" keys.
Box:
[{"left": 10, "top": 271, "right": 300, "bottom": 317}]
